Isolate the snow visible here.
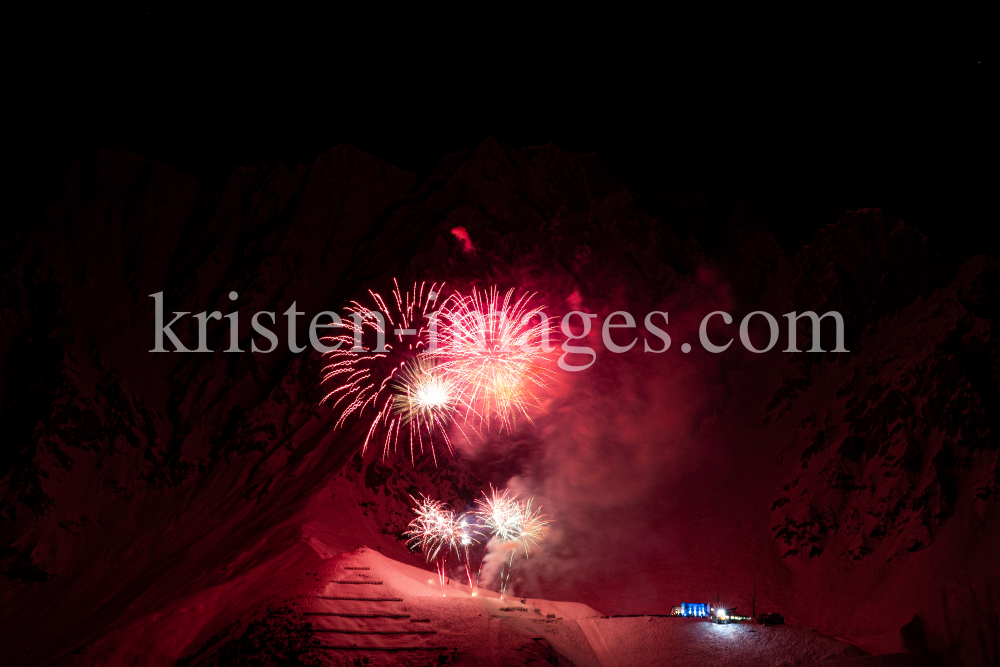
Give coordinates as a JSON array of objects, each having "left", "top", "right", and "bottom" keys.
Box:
[
  {"left": 591, "top": 617, "right": 867, "bottom": 667},
  {"left": 286, "top": 547, "right": 923, "bottom": 666}
]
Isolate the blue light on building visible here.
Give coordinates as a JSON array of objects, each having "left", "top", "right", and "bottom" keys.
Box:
[{"left": 680, "top": 603, "right": 709, "bottom": 617}]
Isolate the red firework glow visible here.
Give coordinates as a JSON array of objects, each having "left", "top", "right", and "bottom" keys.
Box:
[
  {"left": 322, "top": 281, "right": 555, "bottom": 463},
  {"left": 320, "top": 280, "right": 453, "bottom": 463},
  {"left": 436, "top": 286, "right": 555, "bottom": 433}
]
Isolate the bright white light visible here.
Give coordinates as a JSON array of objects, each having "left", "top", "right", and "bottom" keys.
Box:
[{"left": 415, "top": 378, "right": 451, "bottom": 408}]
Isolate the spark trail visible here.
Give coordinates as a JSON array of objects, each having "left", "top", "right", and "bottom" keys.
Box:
[
  {"left": 321, "top": 280, "right": 455, "bottom": 463},
  {"left": 475, "top": 486, "right": 550, "bottom": 598},
  {"left": 436, "top": 287, "right": 555, "bottom": 433},
  {"left": 404, "top": 496, "right": 484, "bottom": 592}
]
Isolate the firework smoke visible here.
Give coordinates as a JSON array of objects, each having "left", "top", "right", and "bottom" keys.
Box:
[
  {"left": 475, "top": 486, "right": 550, "bottom": 597},
  {"left": 484, "top": 284, "right": 732, "bottom": 612}
]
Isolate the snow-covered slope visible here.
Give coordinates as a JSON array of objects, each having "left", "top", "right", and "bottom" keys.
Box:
[{"left": 156, "top": 546, "right": 925, "bottom": 667}]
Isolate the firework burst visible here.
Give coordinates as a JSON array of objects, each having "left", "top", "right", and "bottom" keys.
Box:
[
  {"left": 475, "top": 486, "right": 525, "bottom": 543},
  {"left": 321, "top": 280, "right": 454, "bottom": 463},
  {"left": 475, "top": 486, "right": 550, "bottom": 556},
  {"left": 454, "top": 511, "right": 486, "bottom": 594},
  {"left": 475, "top": 486, "right": 550, "bottom": 597},
  {"left": 391, "top": 355, "right": 459, "bottom": 430},
  {"left": 404, "top": 495, "right": 452, "bottom": 560},
  {"left": 404, "top": 495, "right": 485, "bottom": 589},
  {"left": 436, "top": 287, "right": 555, "bottom": 433}
]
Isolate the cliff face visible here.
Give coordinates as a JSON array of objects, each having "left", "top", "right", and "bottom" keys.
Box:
[
  {"left": 768, "top": 225, "right": 1000, "bottom": 565},
  {"left": 755, "top": 219, "right": 1000, "bottom": 660},
  {"left": 1, "top": 140, "right": 997, "bottom": 665}
]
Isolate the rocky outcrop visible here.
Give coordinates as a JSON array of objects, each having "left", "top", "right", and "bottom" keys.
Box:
[{"left": 770, "top": 255, "right": 1000, "bottom": 561}]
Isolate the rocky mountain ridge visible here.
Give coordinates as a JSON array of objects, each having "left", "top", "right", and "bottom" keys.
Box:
[{"left": 1, "top": 140, "right": 997, "bottom": 665}]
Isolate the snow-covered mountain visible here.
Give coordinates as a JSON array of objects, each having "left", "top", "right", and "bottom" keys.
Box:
[{"left": 1, "top": 141, "right": 996, "bottom": 665}]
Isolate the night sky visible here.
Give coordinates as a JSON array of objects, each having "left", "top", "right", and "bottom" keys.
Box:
[{"left": 1, "top": 7, "right": 990, "bottom": 257}]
